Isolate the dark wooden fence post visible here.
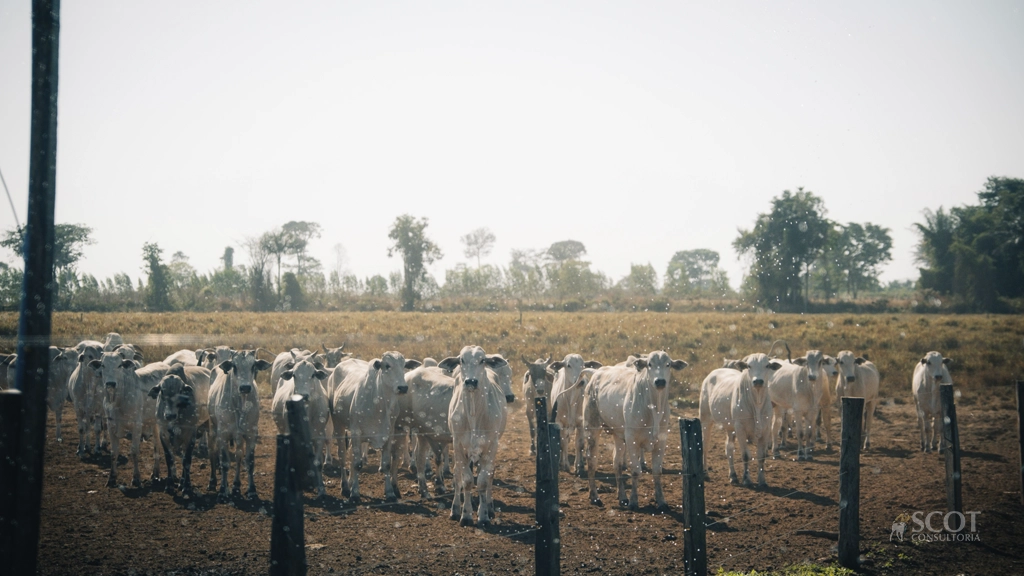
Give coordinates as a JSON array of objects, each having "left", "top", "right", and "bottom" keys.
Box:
[
  {"left": 0, "top": 391, "right": 23, "bottom": 543},
  {"left": 286, "top": 396, "right": 316, "bottom": 491},
  {"left": 679, "top": 418, "right": 707, "bottom": 576},
  {"left": 940, "top": 384, "right": 962, "bottom": 514},
  {"left": 1017, "top": 381, "right": 1024, "bottom": 506},
  {"left": 270, "top": 435, "right": 306, "bottom": 576},
  {"left": 535, "top": 396, "right": 560, "bottom": 576},
  {"left": 839, "top": 397, "right": 863, "bottom": 570}
]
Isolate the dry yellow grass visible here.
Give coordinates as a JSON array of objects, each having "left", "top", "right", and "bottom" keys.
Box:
[{"left": 1, "top": 311, "right": 1021, "bottom": 403}]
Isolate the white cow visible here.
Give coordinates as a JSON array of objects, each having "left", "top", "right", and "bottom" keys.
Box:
[
  {"left": 913, "top": 351, "right": 953, "bottom": 453},
  {"left": 814, "top": 355, "right": 839, "bottom": 448},
  {"left": 699, "top": 353, "right": 781, "bottom": 487},
  {"left": 521, "top": 355, "right": 553, "bottom": 456},
  {"left": 68, "top": 342, "right": 106, "bottom": 457},
  {"left": 399, "top": 364, "right": 457, "bottom": 497},
  {"left": 329, "top": 352, "right": 420, "bottom": 502},
  {"left": 89, "top": 351, "right": 169, "bottom": 487},
  {"left": 583, "top": 351, "right": 687, "bottom": 510},
  {"left": 208, "top": 349, "right": 272, "bottom": 500},
  {"left": 47, "top": 346, "right": 78, "bottom": 443},
  {"left": 768, "top": 350, "right": 829, "bottom": 461},
  {"left": 440, "top": 346, "right": 514, "bottom": 526},
  {"left": 834, "top": 350, "right": 880, "bottom": 450},
  {"left": 272, "top": 356, "right": 331, "bottom": 497},
  {"left": 548, "top": 354, "right": 602, "bottom": 474},
  {"left": 163, "top": 349, "right": 199, "bottom": 367},
  {"left": 147, "top": 365, "right": 208, "bottom": 494}
]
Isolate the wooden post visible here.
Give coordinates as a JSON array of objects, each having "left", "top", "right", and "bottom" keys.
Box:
[
  {"left": 0, "top": 391, "right": 23, "bottom": 544},
  {"left": 838, "top": 397, "right": 863, "bottom": 570},
  {"left": 535, "top": 396, "right": 560, "bottom": 576},
  {"left": 940, "top": 384, "right": 962, "bottom": 514},
  {"left": 270, "top": 435, "right": 306, "bottom": 576},
  {"left": 1017, "top": 381, "right": 1024, "bottom": 505},
  {"left": 286, "top": 396, "right": 316, "bottom": 491},
  {"left": 679, "top": 418, "right": 707, "bottom": 576}
]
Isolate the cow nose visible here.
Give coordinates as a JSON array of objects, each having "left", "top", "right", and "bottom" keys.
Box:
[
  {"left": 505, "top": 394, "right": 515, "bottom": 404},
  {"left": 397, "top": 385, "right": 409, "bottom": 395},
  {"left": 464, "top": 379, "right": 479, "bottom": 389},
  {"left": 301, "top": 394, "right": 310, "bottom": 401},
  {"left": 105, "top": 381, "right": 117, "bottom": 388},
  {"left": 654, "top": 378, "right": 667, "bottom": 389},
  {"left": 846, "top": 376, "right": 855, "bottom": 383},
  {"left": 239, "top": 384, "right": 252, "bottom": 394},
  {"left": 752, "top": 378, "right": 764, "bottom": 387},
  {"left": 808, "top": 374, "right": 817, "bottom": 381}
]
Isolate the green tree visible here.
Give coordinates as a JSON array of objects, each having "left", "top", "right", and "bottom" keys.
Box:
[
  {"left": 834, "top": 223, "right": 893, "bottom": 298},
  {"left": 366, "top": 274, "right": 389, "bottom": 296},
  {"left": 461, "top": 227, "right": 496, "bottom": 268},
  {"left": 734, "top": 188, "right": 830, "bottom": 310},
  {"left": 244, "top": 233, "right": 276, "bottom": 311},
  {"left": 281, "top": 221, "right": 322, "bottom": 277},
  {"left": 387, "top": 215, "right": 443, "bottom": 311},
  {"left": 221, "top": 246, "right": 234, "bottom": 270},
  {"left": 142, "top": 242, "right": 172, "bottom": 311},
  {"left": 546, "top": 240, "right": 587, "bottom": 263},
  {"left": 664, "top": 249, "right": 730, "bottom": 297},
  {"left": 914, "top": 207, "right": 956, "bottom": 294},
  {"left": 281, "top": 271, "right": 305, "bottom": 311},
  {"left": 1, "top": 223, "right": 94, "bottom": 309},
  {"left": 618, "top": 263, "right": 658, "bottom": 295}
]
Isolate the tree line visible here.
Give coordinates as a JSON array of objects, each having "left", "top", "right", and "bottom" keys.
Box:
[{"left": 0, "top": 176, "right": 1018, "bottom": 313}]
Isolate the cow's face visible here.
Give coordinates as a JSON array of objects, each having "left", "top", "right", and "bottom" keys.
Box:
[
  {"left": 525, "top": 357, "right": 553, "bottom": 392},
  {"left": 102, "top": 332, "right": 124, "bottom": 351},
  {"left": 739, "top": 353, "right": 781, "bottom": 387},
  {"left": 214, "top": 346, "right": 234, "bottom": 364},
  {"left": 634, "top": 350, "right": 688, "bottom": 389},
  {"left": 78, "top": 344, "right": 103, "bottom": 367},
  {"left": 793, "top": 350, "right": 825, "bottom": 381},
  {"left": 89, "top": 351, "right": 137, "bottom": 391},
  {"left": 150, "top": 374, "right": 194, "bottom": 423},
  {"left": 280, "top": 357, "right": 329, "bottom": 400},
  {"left": 216, "top": 350, "right": 271, "bottom": 395},
  {"left": 920, "top": 351, "right": 951, "bottom": 381},
  {"left": 487, "top": 354, "right": 516, "bottom": 403},
  {"left": 823, "top": 356, "right": 838, "bottom": 380},
  {"left": 321, "top": 344, "right": 349, "bottom": 368},
  {"left": 51, "top": 347, "right": 78, "bottom": 368},
  {"left": 835, "top": 350, "right": 867, "bottom": 383},
  {"left": 552, "top": 354, "right": 586, "bottom": 390},
  {"left": 373, "top": 351, "right": 420, "bottom": 395}
]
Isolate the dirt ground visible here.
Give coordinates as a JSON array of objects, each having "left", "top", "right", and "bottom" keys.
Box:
[{"left": 35, "top": 384, "right": 1024, "bottom": 575}]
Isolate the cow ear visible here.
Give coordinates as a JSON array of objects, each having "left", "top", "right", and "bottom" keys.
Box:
[
  {"left": 735, "top": 361, "right": 749, "bottom": 371},
  {"left": 372, "top": 359, "right": 383, "bottom": 370},
  {"left": 483, "top": 356, "right": 507, "bottom": 368},
  {"left": 920, "top": 358, "right": 928, "bottom": 365},
  {"left": 549, "top": 361, "right": 566, "bottom": 372},
  {"left": 281, "top": 371, "right": 294, "bottom": 381},
  {"left": 88, "top": 359, "right": 101, "bottom": 370},
  {"left": 634, "top": 358, "right": 648, "bottom": 371},
  {"left": 670, "top": 360, "right": 688, "bottom": 371},
  {"left": 148, "top": 385, "right": 161, "bottom": 399},
  {"left": 314, "top": 370, "right": 329, "bottom": 380},
  {"left": 855, "top": 357, "right": 867, "bottom": 365},
  {"left": 216, "top": 360, "right": 235, "bottom": 373},
  {"left": 255, "top": 359, "right": 272, "bottom": 371},
  {"left": 792, "top": 357, "right": 807, "bottom": 366},
  {"left": 824, "top": 356, "right": 835, "bottom": 365},
  {"left": 584, "top": 360, "right": 603, "bottom": 369},
  {"left": 768, "top": 361, "right": 783, "bottom": 371},
  {"left": 942, "top": 358, "right": 953, "bottom": 366},
  {"left": 404, "top": 359, "right": 422, "bottom": 370},
  {"left": 78, "top": 354, "right": 86, "bottom": 363},
  {"left": 437, "top": 357, "right": 460, "bottom": 371},
  {"left": 183, "top": 385, "right": 195, "bottom": 396}
]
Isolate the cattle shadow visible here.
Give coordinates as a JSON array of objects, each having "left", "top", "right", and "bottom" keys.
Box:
[
  {"left": 874, "top": 446, "right": 915, "bottom": 459},
  {"left": 761, "top": 485, "right": 836, "bottom": 507},
  {"left": 960, "top": 450, "right": 1006, "bottom": 463}
]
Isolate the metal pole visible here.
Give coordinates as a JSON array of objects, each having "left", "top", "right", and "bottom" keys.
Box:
[
  {"left": 3, "top": 2, "right": 61, "bottom": 574},
  {"left": 838, "top": 397, "right": 863, "bottom": 570}
]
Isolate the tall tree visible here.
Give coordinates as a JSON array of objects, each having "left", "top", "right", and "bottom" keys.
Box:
[
  {"left": 664, "top": 249, "right": 728, "bottom": 296},
  {"left": 221, "top": 246, "right": 234, "bottom": 271},
  {"left": 619, "top": 263, "right": 658, "bottom": 295},
  {"left": 461, "top": 227, "right": 496, "bottom": 268},
  {"left": 1, "top": 223, "right": 94, "bottom": 308},
  {"left": 281, "top": 221, "right": 322, "bottom": 277},
  {"left": 142, "top": 242, "right": 172, "bottom": 311},
  {"left": 734, "top": 188, "right": 830, "bottom": 310},
  {"left": 833, "top": 223, "right": 892, "bottom": 298},
  {"left": 388, "top": 215, "right": 443, "bottom": 311},
  {"left": 546, "top": 240, "right": 587, "bottom": 263},
  {"left": 913, "top": 207, "right": 956, "bottom": 294},
  {"left": 244, "top": 233, "right": 276, "bottom": 311}
]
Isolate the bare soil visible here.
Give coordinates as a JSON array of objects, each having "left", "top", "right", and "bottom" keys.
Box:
[{"left": 37, "top": 387, "right": 1024, "bottom": 575}]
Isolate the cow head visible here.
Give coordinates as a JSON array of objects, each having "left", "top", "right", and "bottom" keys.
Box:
[
  {"left": 523, "top": 355, "right": 553, "bottom": 392},
  {"left": 320, "top": 342, "right": 350, "bottom": 368},
  {"left": 792, "top": 350, "right": 825, "bottom": 382},
  {"left": 216, "top": 349, "right": 271, "bottom": 395},
  {"left": 102, "top": 332, "right": 124, "bottom": 352},
  {"left": 280, "top": 356, "right": 330, "bottom": 401},
  {"left": 836, "top": 350, "right": 868, "bottom": 383},
  {"left": 372, "top": 351, "right": 420, "bottom": 395},
  {"left": 633, "top": 350, "right": 687, "bottom": 389},
  {"left": 734, "top": 353, "right": 781, "bottom": 387},
  {"left": 549, "top": 354, "right": 602, "bottom": 395},
  {"left": 440, "top": 346, "right": 507, "bottom": 396},
  {"left": 149, "top": 370, "right": 195, "bottom": 423},
  {"left": 89, "top": 351, "right": 139, "bottom": 391},
  {"left": 919, "top": 351, "right": 952, "bottom": 382},
  {"left": 50, "top": 346, "right": 79, "bottom": 367},
  {"left": 488, "top": 354, "right": 516, "bottom": 403},
  {"left": 822, "top": 355, "right": 838, "bottom": 380},
  {"left": 78, "top": 344, "right": 103, "bottom": 367}
]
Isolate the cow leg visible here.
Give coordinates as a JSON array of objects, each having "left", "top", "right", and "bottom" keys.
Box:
[
  {"left": 801, "top": 411, "right": 813, "bottom": 461},
  {"left": 323, "top": 417, "right": 334, "bottom": 466},
  {"left": 756, "top": 436, "right": 768, "bottom": 488},
  {"left": 349, "top": 433, "right": 362, "bottom": 501},
  {"left": 558, "top": 423, "right": 571, "bottom": 472},
  {"left": 151, "top": 428, "right": 162, "bottom": 482},
  {"left": 107, "top": 424, "right": 120, "bottom": 487},
  {"left": 821, "top": 402, "right": 832, "bottom": 449},
  {"left": 181, "top": 433, "right": 195, "bottom": 495},
  {"left": 206, "top": 430, "right": 218, "bottom": 492},
  {"left": 862, "top": 401, "right": 875, "bottom": 450},
  {"left": 624, "top": 430, "right": 640, "bottom": 510},
  {"left": 573, "top": 424, "right": 586, "bottom": 476},
  {"left": 161, "top": 434, "right": 177, "bottom": 493},
  {"left": 740, "top": 437, "right": 753, "bottom": 487},
  {"left": 130, "top": 427, "right": 143, "bottom": 488},
  {"left": 449, "top": 449, "right": 463, "bottom": 521},
  {"left": 245, "top": 436, "right": 258, "bottom": 500},
  {"left": 76, "top": 412, "right": 88, "bottom": 457},
  {"left": 414, "top": 435, "right": 430, "bottom": 498},
  {"left": 218, "top": 442, "right": 232, "bottom": 501},
  {"left": 916, "top": 404, "right": 928, "bottom": 452},
  {"left": 93, "top": 414, "right": 105, "bottom": 454},
  {"left": 613, "top": 434, "right": 628, "bottom": 507},
  {"left": 653, "top": 437, "right": 668, "bottom": 511},
  {"left": 476, "top": 456, "right": 495, "bottom": 526},
  {"left": 771, "top": 405, "right": 785, "bottom": 459},
  {"left": 312, "top": 437, "right": 326, "bottom": 499},
  {"left": 726, "top": 430, "right": 738, "bottom": 485},
  {"left": 585, "top": 425, "right": 601, "bottom": 505},
  {"left": 54, "top": 404, "right": 63, "bottom": 443},
  {"left": 433, "top": 441, "right": 449, "bottom": 494},
  {"left": 382, "top": 437, "right": 398, "bottom": 503},
  {"left": 527, "top": 408, "right": 537, "bottom": 456}
]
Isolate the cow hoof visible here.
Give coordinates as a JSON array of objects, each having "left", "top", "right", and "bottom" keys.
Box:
[
  {"left": 478, "top": 519, "right": 491, "bottom": 528},
  {"left": 181, "top": 483, "right": 193, "bottom": 495},
  {"left": 742, "top": 478, "right": 753, "bottom": 488},
  {"left": 772, "top": 452, "right": 780, "bottom": 460},
  {"left": 460, "top": 517, "right": 474, "bottom": 527},
  {"left": 729, "top": 474, "right": 739, "bottom": 485},
  {"left": 530, "top": 447, "right": 536, "bottom": 456},
  {"left": 131, "top": 478, "right": 141, "bottom": 489},
  {"left": 165, "top": 482, "right": 176, "bottom": 494},
  {"left": 247, "top": 490, "right": 258, "bottom": 501},
  {"left": 206, "top": 481, "right": 217, "bottom": 492},
  {"left": 106, "top": 477, "right": 117, "bottom": 488},
  {"left": 385, "top": 495, "right": 397, "bottom": 503},
  {"left": 449, "top": 510, "right": 459, "bottom": 521},
  {"left": 656, "top": 503, "right": 670, "bottom": 512},
  {"left": 56, "top": 437, "right": 63, "bottom": 444},
  {"left": 590, "top": 498, "right": 603, "bottom": 506},
  {"left": 627, "top": 502, "right": 638, "bottom": 512},
  {"left": 758, "top": 481, "right": 768, "bottom": 489},
  {"left": 349, "top": 495, "right": 360, "bottom": 503},
  {"left": 217, "top": 493, "right": 230, "bottom": 504}
]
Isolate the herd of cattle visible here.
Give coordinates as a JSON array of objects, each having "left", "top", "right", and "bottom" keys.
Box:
[{"left": 0, "top": 334, "right": 954, "bottom": 527}]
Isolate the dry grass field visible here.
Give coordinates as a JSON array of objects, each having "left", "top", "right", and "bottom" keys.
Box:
[{"left": 3, "top": 311, "right": 1023, "bottom": 575}]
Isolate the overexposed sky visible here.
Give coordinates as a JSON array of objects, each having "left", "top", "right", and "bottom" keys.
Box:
[{"left": 1, "top": 1, "right": 1022, "bottom": 289}]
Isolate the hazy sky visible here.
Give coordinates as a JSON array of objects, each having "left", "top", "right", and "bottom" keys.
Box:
[{"left": 1, "top": 1, "right": 1022, "bottom": 290}]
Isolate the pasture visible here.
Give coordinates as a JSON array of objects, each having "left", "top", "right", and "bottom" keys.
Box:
[{"left": 4, "top": 311, "right": 1023, "bottom": 575}]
